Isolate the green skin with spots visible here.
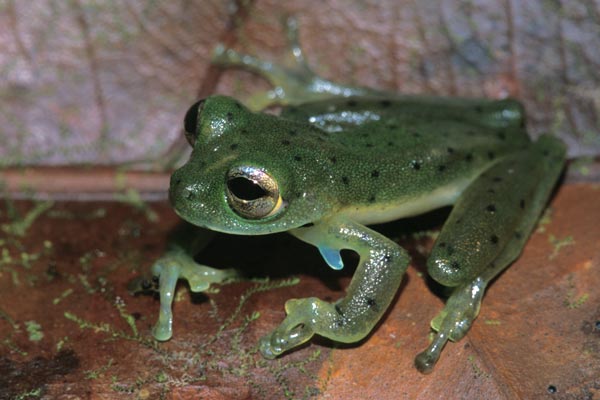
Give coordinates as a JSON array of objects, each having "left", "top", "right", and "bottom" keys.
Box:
[{"left": 150, "top": 19, "right": 566, "bottom": 373}]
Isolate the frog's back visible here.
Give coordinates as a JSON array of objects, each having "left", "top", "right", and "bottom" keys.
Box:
[{"left": 282, "top": 96, "right": 532, "bottom": 224}]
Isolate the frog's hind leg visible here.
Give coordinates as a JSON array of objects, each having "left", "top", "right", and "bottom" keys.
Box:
[
  {"left": 416, "top": 135, "right": 566, "bottom": 373},
  {"left": 212, "top": 17, "right": 371, "bottom": 110}
]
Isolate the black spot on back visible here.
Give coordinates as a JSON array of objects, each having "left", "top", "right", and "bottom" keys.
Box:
[{"left": 366, "top": 297, "right": 379, "bottom": 311}]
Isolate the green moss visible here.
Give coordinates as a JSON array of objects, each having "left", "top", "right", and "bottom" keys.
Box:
[
  {"left": 0, "top": 201, "right": 55, "bottom": 290},
  {"left": 112, "top": 168, "right": 160, "bottom": 222},
  {"left": 115, "top": 297, "right": 139, "bottom": 338},
  {"left": 484, "top": 319, "right": 502, "bottom": 326},
  {"left": 63, "top": 298, "right": 158, "bottom": 350},
  {"left": 85, "top": 358, "right": 114, "bottom": 380},
  {"left": 56, "top": 336, "right": 69, "bottom": 352},
  {"left": 199, "top": 278, "right": 300, "bottom": 352},
  {"left": 53, "top": 288, "right": 74, "bottom": 305},
  {"left": 535, "top": 207, "right": 553, "bottom": 234},
  {"left": 1, "top": 201, "right": 53, "bottom": 237},
  {"left": 564, "top": 274, "right": 590, "bottom": 309},
  {"left": 548, "top": 234, "right": 575, "bottom": 260},
  {"left": 0, "top": 307, "right": 18, "bottom": 331},
  {"left": 14, "top": 388, "right": 42, "bottom": 400},
  {"left": 467, "top": 354, "right": 491, "bottom": 379},
  {"left": 2, "top": 338, "right": 28, "bottom": 356},
  {"left": 25, "top": 320, "right": 44, "bottom": 342}
]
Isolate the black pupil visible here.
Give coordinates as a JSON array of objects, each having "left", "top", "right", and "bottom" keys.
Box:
[
  {"left": 184, "top": 99, "right": 205, "bottom": 135},
  {"left": 228, "top": 177, "right": 267, "bottom": 200}
]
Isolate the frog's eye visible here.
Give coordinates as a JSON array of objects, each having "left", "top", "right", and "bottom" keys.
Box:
[
  {"left": 225, "top": 167, "right": 284, "bottom": 220},
  {"left": 183, "top": 99, "right": 206, "bottom": 146}
]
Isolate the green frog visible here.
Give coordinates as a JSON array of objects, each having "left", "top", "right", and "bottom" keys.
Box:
[{"left": 149, "top": 18, "right": 565, "bottom": 373}]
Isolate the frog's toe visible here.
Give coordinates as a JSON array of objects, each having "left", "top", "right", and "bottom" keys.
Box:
[
  {"left": 152, "top": 320, "right": 173, "bottom": 342},
  {"left": 259, "top": 334, "right": 284, "bottom": 359},
  {"left": 414, "top": 331, "right": 449, "bottom": 374},
  {"left": 414, "top": 350, "right": 437, "bottom": 374},
  {"left": 258, "top": 300, "right": 319, "bottom": 359},
  {"left": 259, "top": 321, "right": 313, "bottom": 359}
]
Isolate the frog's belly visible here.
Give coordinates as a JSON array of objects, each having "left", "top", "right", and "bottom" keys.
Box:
[{"left": 340, "top": 178, "right": 470, "bottom": 225}]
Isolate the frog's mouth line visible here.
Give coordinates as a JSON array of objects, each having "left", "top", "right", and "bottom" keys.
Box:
[{"left": 171, "top": 196, "right": 304, "bottom": 236}]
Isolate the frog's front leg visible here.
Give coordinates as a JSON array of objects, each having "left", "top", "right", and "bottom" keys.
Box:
[
  {"left": 259, "top": 216, "right": 410, "bottom": 358},
  {"left": 149, "top": 225, "right": 240, "bottom": 341},
  {"left": 416, "top": 135, "right": 566, "bottom": 373}
]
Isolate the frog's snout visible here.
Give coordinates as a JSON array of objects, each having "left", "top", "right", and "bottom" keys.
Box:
[
  {"left": 168, "top": 172, "right": 183, "bottom": 206},
  {"left": 168, "top": 168, "right": 197, "bottom": 210}
]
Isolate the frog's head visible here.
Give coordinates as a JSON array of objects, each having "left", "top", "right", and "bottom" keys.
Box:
[{"left": 169, "top": 95, "right": 336, "bottom": 235}]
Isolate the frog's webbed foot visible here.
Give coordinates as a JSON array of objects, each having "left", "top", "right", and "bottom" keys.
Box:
[
  {"left": 150, "top": 249, "right": 240, "bottom": 341},
  {"left": 415, "top": 278, "right": 486, "bottom": 373},
  {"left": 212, "top": 17, "right": 370, "bottom": 110},
  {"left": 259, "top": 297, "right": 340, "bottom": 358}
]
